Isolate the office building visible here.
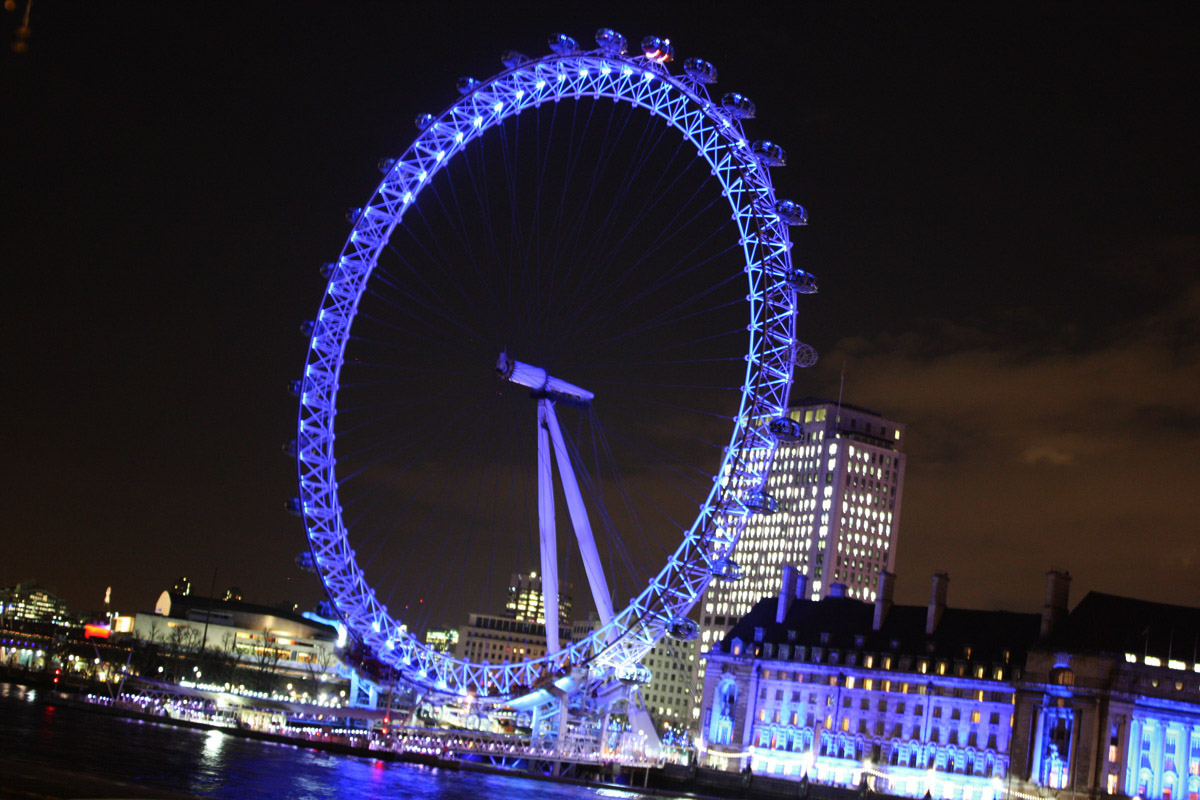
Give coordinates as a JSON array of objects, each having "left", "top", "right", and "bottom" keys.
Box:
[
  {"left": 641, "top": 635, "right": 698, "bottom": 733},
  {"left": 694, "top": 398, "right": 907, "bottom": 723},
  {"left": 505, "top": 571, "right": 571, "bottom": 629},
  {"left": 0, "top": 581, "right": 70, "bottom": 627},
  {"left": 456, "top": 613, "right": 562, "bottom": 663}
]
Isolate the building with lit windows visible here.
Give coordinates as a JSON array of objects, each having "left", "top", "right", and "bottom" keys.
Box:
[
  {"left": 0, "top": 581, "right": 70, "bottom": 627},
  {"left": 694, "top": 398, "right": 907, "bottom": 723},
  {"left": 641, "top": 635, "right": 698, "bottom": 732},
  {"left": 456, "top": 613, "right": 564, "bottom": 663},
  {"left": 455, "top": 574, "right": 582, "bottom": 667},
  {"left": 698, "top": 568, "right": 1055, "bottom": 800},
  {"left": 505, "top": 571, "right": 572, "bottom": 629},
  {"left": 1012, "top": 590, "right": 1200, "bottom": 800},
  {"left": 423, "top": 625, "right": 459, "bottom": 653},
  {"left": 131, "top": 591, "right": 341, "bottom": 680}
]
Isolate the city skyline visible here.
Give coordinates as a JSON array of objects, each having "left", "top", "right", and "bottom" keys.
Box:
[{"left": 3, "top": 3, "right": 1197, "bottom": 617}]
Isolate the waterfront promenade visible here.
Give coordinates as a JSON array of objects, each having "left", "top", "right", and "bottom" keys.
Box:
[{"left": 1, "top": 678, "right": 904, "bottom": 800}]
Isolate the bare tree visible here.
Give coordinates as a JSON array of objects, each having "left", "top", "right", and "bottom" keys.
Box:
[
  {"left": 252, "top": 629, "right": 284, "bottom": 691},
  {"left": 301, "top": 646, "right": 337, "bottom": 686}
]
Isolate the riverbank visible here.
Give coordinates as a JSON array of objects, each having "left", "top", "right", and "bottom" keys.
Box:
[
  {"left": 41, "top": 691, "right": 696, "bottom": 798},
  {"left": 17, "top": 682, "right": 895, "bottom": 800},
  {"left": 49, "top": 692, "right": 462, "bottom": 770}
]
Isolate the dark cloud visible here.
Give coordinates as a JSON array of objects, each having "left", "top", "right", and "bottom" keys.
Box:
[{"left": 815, "top": 263, "right": 1200, "bottom": 610}]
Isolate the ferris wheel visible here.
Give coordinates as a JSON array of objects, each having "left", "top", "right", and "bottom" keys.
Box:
[{"left": 292, "top": 28, "right": 814, "bottom": 702}]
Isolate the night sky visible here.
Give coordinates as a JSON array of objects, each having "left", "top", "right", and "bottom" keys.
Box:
[{"left": 3, "top": 3, "right": 1197, "bottom": 621}]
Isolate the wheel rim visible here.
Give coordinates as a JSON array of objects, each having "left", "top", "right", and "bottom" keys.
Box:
[{"left": 296, "top": 43, "right": 799, "bottom": 700}]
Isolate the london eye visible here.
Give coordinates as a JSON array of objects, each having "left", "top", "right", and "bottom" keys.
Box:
[{"left": 292, "top": 28, "right": 812, "bottom": 703}]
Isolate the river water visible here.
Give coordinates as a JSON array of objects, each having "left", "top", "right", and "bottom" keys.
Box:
[{"left": 0, "top": 682, "right": 650, "bottom": 800}]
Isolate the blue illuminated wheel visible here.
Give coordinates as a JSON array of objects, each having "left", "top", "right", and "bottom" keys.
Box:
[{"left": 294, "top": 29, "right": 808, "bottom": 700}]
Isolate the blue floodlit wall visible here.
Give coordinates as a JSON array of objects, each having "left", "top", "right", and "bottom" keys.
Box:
[{"left": 699, "top": 648, "right": 1018, "bottom": 800}]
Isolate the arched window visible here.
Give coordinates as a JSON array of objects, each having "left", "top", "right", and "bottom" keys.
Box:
[
  {"left": 709, "top": 679, "right": 737, "bottom": 745},
  {"left": 1050, "top": 667, "right": 1075, "bottom": 686}
]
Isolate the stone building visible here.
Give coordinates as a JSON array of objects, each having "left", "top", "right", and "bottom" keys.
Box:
[
  {"left": 1012, "top": 591, "right": 1200, "bottom": 800},
  {"left": 699, "top": 567, "right": 1057, "bottom": 800}
]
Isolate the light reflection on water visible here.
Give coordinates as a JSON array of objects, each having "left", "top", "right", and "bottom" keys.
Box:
[{"left": 0, "top": 683, "right": 650, "bottom": 800}]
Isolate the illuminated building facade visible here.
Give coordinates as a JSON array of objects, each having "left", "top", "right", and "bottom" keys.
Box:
[
  {"left": 699, "top": 569, "right": 1052, "bottom": 800},
  {"left": 455, "top": 613, "right": 565, "bottom": 663},
  {"left": 456, "top": 575, "right": 581, "bottom": 666},
  {"left": 1012, "top": 591, "right": 1200, "bottom": 800},
  {"left": 641, "top": 635, "right": 698, "bottom": 731},
  {"left": 0, "top": 581, "right": 70, "bottom": 627},
  {"left": 505, "top": 571, "right": 571, "bottom": 629},
  {"left": 132, "top": 591, "right": 341, "bottom": 679},
  {"left": 695, "top": 398, "right": 907, "bottom": 723},
  {"left": 423, "top": 625, "right": 459, "bottom": 654}
]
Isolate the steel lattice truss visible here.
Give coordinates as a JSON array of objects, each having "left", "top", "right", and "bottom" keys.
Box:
[{"left": 295, "top": 34, "right": 806, "bottom": 701}]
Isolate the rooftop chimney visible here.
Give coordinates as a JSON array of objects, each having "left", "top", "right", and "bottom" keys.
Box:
[
  {"left": 926, "top": 572, "right": 949, "bottom": 635},
  {"left": 874, "top": 571, "right": 896, "bottom": 631},
  {"left": 1040, "top": 569, "right": 1072, "bottom": 639},
  {"left": 777, "top": 565, "right": 798, "bottom": 624}
]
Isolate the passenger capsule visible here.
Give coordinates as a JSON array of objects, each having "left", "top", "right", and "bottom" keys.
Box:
[
  {"left": 320, "top": 262, "right": 337, "bottom": 279},
  {"left": 752, "top": 140, "right": 786, "bottom": 167},
  {"left": 666, "top": 617, "right": 700, "bottom": 641},
  {"left": 377, "top": 157, "right": 397, "bottom": 174},
  {"left": 500, "top": 49, "right": 529, "bottom": 69},
  {"left": 345, "top": 207, "right": 363, "bottom": 224},
  {"left": 414, "top": 113, "right": 435, "bottom": 131},
  {"left": 721, "top": 92, "right": 756, "bottom": 119},
  {"left": 287, "top": 379, "right": 304, "bottom": 397},
  {"left": 711, "top": 557, "right": 743, "bottom": 581},
  {"left": 745, "top": 491, "right": 777, "bottom": 514},
  {"left": 641, "top": 35, "right": 674, "bottom": 64},
  {"left": 285, "top": 497, "right": 304, "bottom": 516},
  {"left": 616, "top": 662, "right": 653, "bottom": 685},
  {"left": 768, "top": 417, "right": 804, "bottom": 442},
  {"left": 683, "top": 57, "right": 718, "bottom": 84},
  {"left": 793, "top": 342, "right": 819, "bottom": 368},
  {"left": 786, "top": 268, "right": 819, "bottom": 295},
  {"left": 282, "top": 439, "right": 298, "bottom": 458},
  {"left": 594, "top": 28, "right": 627, "bottom": 55},
  {"left": 774, "top": 199, "right": 809, "bottom": 225},
  {"left": 295, "top": 551, "right": 318, "bottom": 573},
  {"left": 457, "top": 76, "right": 480, "bottom": 95},
  {"left": 548, "top": 33, "right": 579, "bottom": 55},
  {"left": 300, "top": 319, "right": 316, "bottom": 338}
]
